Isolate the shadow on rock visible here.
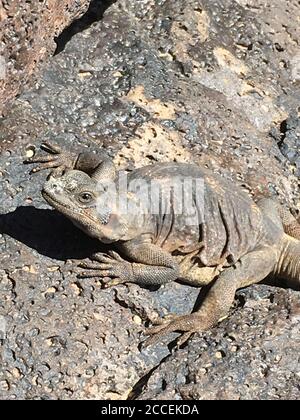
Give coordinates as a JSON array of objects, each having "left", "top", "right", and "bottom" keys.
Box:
[
  {"left": 54, "top": 0, "right": 117, "bottom": 55},
  {"left": 0, "top": 206, "right": 105, "bottom": 261}
]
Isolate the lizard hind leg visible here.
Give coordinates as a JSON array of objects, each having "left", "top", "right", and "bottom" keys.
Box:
[
  {"left": 144, "top": 247, "right": 277, "bottom": 347},
  {"left": 258, "top": 198, "right": 300, "bottom": 241},
  {"left": 24, "top": 142, "right": 76, "bottom": 176},
  {"left": 175, "top": 252, "right": 220, "bottom": 287}
]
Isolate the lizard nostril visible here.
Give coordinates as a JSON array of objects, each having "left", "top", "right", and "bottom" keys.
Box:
[{"left": 51, "top": 182, "right": 62, "bottom": 192}]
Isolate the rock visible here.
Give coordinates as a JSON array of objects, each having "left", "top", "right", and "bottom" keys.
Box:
[
  {"left": 0, "top": 0, "right": 92, "bottom": 116},
  {"left": 138, "top": 286, "right": 300, "bottom": 400},
  {"left": 277, "top": 113, "right": 300, "bottom": 176},
  {"left": 0, "top": 0, "right": 299, "bottom": 400}
]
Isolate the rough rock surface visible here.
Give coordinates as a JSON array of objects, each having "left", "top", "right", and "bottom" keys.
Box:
[
  {"left": 0, "top": 0, "right": 299, "bottom": 400},
  {"left": 0, "top": 0, "right": 100, "bottom": 116},
  {"left": 138, "top": 286, "right": 300, "bottom": 400},
  {"left": 276, "top": 113, "right": 300, "bottom": 177}
]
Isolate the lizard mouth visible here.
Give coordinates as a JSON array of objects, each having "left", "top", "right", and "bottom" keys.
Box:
[
  {"left": 42, "top": 190, "right": 74, "bottom": 213},
  {"left": 42, "top": 190, "right": 99, "bottom": 226},
  {"left": 41, "top": 190, "right": 123, "bottom": 242}
]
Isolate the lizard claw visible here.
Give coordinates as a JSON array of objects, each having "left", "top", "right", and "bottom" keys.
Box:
[
  {"left": 143, "top": 313, "right": 202, "bottom": 347},
  {"left": 92, "top": 251, "right": 126, "bottom": 263},
  {"left": 77, "top": 252, "right": 133, "bottom": 286},
  {"left": 40, "top": 142, "right": 62, "bottom": 154},
  {"left": 77, "top": 266, "right": 127, "bottom": 287},
  {"left": 24, "top": 142, "right": 75, "bottom": 176},
  {"left": 176, "top": 331, "right": 194, "bottom": 347},
  {"left": 107, "top": 250, "right": 126, "bottom": 262},
  {"left": 102, "top": 278, "right": 127, "bottom": 288},
  {"left": 149, "top": 313, "right": 181, "bottom": 326}
]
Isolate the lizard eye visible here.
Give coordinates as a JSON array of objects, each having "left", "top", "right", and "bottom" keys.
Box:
[{"left": 78, "top": 192, "right": 94, "bottom": 204}]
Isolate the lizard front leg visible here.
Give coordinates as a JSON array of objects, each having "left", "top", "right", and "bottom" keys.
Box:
[
  {"left": 144, "top": 247, "right": 277, "bottom": 346},
  {"left": 24, "top": 142, "right": 77, "bottom": 176},
  {"left": 79, "top": 239, "right": 180, "bottom": 287},
  {"left": 24, "top": 142, "right": 116, "bottom": 181},
  {"left": 79, "top": 251, "right": 134, "bottom": 287}
]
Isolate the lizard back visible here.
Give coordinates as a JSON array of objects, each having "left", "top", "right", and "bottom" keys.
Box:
[{"left": 126, "top": 163, "right": 265, "bottom": 266}]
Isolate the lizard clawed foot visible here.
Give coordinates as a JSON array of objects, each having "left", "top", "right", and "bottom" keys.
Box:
[
  {"left": 78, "top": 251, "right": 133, "bottom": 287},
  {"left": 150, "top": 313, "right": 182, "bottom": 326},
  {"left": 24, "top": 142, "right": 76, "bottom": 177},
  {"left": 143, "top": 313, "right": 203, "bottom": 347}
]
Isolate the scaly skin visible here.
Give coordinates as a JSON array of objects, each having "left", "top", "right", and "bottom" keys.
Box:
[{"left": 25, "top": 143, "right": 300, "bottom": 346}]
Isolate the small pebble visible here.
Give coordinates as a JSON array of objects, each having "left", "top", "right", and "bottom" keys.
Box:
[
  {"left": 133, "top": 315, "right": 142, "bottom": 325},
  {"left": 215, "top": 351, "right": 224, "bottom": 359},
  {"left": 0, "top": 380, "right": 9, "bottom": 391},
  {"left": 25, "top": 146, "right": 35, "bottom": 158},
  {"left": 12, "top": 368, "right": 22, "bottom": 379},
  {"left": 43, "top": 287, "right": 57, "bottom": 296}
]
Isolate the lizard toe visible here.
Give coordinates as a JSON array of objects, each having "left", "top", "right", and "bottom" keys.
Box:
[
  {"left": 24, "top": 155, "right": 57, "bottom": 164},
  {"left": 29, "top": 161, "right": 60, "bottom": 174},
  {"left": 144, "top": 313, "right": 204, "bottom": 346},
  {"left": 78, "top": 261, "right": 101, "bottom": 270},
  {"left": 176, "top": 331, "right": 195, "bottom": 347},
  {"left": 41, "top": 142, "right": 62, "bottom": 154},
  {"left": 151, "top": 313, "right": 182, "bottom": 326},
  {"left": 102, "top": 277, "right": 127, "bottom": 288},
  {"left": 50, "top": 165, "right": 67, "bottom": 178},
  {"left": 92, "top": 253, "right": 114, "bottom": 263},
  {"left": 108, "top": 250, "right": 125, "bottom": 262}
]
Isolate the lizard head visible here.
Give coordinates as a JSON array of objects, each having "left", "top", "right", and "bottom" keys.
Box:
[{"left": 42, "top": 170, "right": 131, "bottom": 243}]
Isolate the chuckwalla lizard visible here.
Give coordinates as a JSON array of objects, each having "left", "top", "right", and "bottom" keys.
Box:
[{"left": 25, "top": 143, "right": 300, "bottom": 346}]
